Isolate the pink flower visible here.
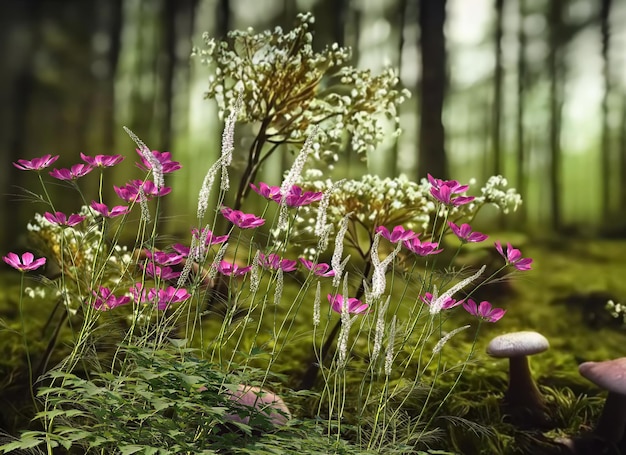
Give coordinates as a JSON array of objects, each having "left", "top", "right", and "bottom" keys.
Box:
[
  {"left": 191, "top": 227, "right": 229, "bottom": 246},
  {"left": 217, "top": 261, "right": 252, "bottom": 277},
  {"left": 403, "top": 237, "right": 443, "bottom": 256},
  {"left": 376, "top": 225, "right": 417, "bottom": 244},
  {"left": 448, "top": 222, "right": 488, "bottom": 243},
  {"left": 221, "top": 207, "right": 265, "bottom": 229},
  {"left": 327, "top": 294, "right": 369, "bottom": 314},
  {"left": 3, "top": 252, "right": 46, "bottom": 272},
  {"left": 299, "top": 258, "right": 335, "bottom": 277},
  {"left": 143, "top": 263, "right": 181, "bottom": 280},
  {"left": 259, "top": 253, "right": 297, "bottom": 272},
  {"left": 280, "top": 185, "right": 323, "bottom": 207},
  {"left": 13, "top": 154, "right": 59, "bottom": 171},
  {"left": 462, "top": 299, "right": 506, "bottom": 323},
  {"left": 92, "top": 287, "right": 131, "bottom": 311},
  {"left": 428, "top": 174, "right": 475, "bottom": 207},
  {"left": 49, "top": 163, "right": 94, "bottom": 180},
  {"left": 171, "top": 243, "right": 190, "bottom": 257},
  {"left": 136, "top": 149, "right": 181, "bottom": 174},
  {"left": 90, "top": 201, "right": 130, "bottom": 218},
  {"left": 44, "top": 211, "right": 85, "bottom": 227},
  {"left": 143, "top": 250, "right": 183, "bottom": 266},
  {"left": 421, "top": 292, "right": 463, "bottom": 311},
  {"left": 80, "top": 153, "right": 124, "bottom": 168},
  {"left": 494, "top": 241, "right": 532, "bottom": 271},
  {"left": 250, "top": 182, "right": 282, "bottom": 200},
  {"left": 149, "top": 286, "right": 191, "bottom": 310},
  {"left": 114, "top": 180, "right": 172, "bottom": 202}
]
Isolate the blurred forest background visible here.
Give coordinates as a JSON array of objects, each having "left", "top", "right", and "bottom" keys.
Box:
[{"left": 1, "top": 0, "right": 625, "bottom": 253}]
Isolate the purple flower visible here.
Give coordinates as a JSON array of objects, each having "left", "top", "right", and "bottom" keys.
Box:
[
  {"left": 171, "top": 243, "right": 190, "bottom": 257},
  {"left": 114, "top": 180, "right": 172, "bottom": 202},
  {"left": 494, "top": 241, "right": 532, "bottom": 271},
  {"left": 327, "top": 294, "right": 369, "bottom": 314},
  {"left": 191, "top": 227, "right": 229, "bottom": 246},
  {"left": 403, "top": 237, "right": 443, "bottom": 256},
  {"left": 448, "top": 221, "right": 488, "bottom": 243},
  {"left": 13, "top": 154, "right": 59, "bottom": 171},
  {"left": 80, "top": 153, "right": 124, "bottom": 168},
  {"left": 217, "top": 261, "right": 252, "bottom": 277},
  {"left": 3, "top": 252, "right": 46, "bottom": 272},
  {"left": 136, "top": 149, "right": 181, "bottom": 174},
  {"left": 143, "top": 250, "right": 184, "bottom": 266},
  {"left": 49, "top": 163, "right": 94, "bottom": 180},
  {"left": 280, "top": 185, "right": 323, "bottom": 207},
  {"left": 259, "top": 253, "right": 297, "bottom": 272},
  {"left": 221, "top": 207, "right": 265, "bottom": 229},
  {"left": 90, "top": 201, "right": 130, "bottom": 218},
  {"left": 92, "top": 287, "right": 131, "bottom": 311},
  {"left": 149, "top": 286, "right": 191, "bottom": 310},
  {"left": 376, "top": 225, "right": 417, "bottom": 244},
  {"left": 250, "top": 182, "right": 282, "bottom": 200},
  {"left": 421, "top": 292, "right": 463, "bottom": 311},
  {"left": 44, "top": 211, "right": 85, "bottom": 227},
  {"left": 428, "top": 174, "right": 475, "bottom": 207},
  {"left": 462, "top": 299, "right": 506, "bottom": 323},
  {"left": 299, "top": 258, "right": 335, "bottom": 277},
  {"left": 143, "top": 263, "right": 181, "bottom": 280}
]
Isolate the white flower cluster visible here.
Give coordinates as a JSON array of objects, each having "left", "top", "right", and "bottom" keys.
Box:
[
  {"left": 607, "top": 300, "right": 626, "bottom": 322},
  {"left": 193, "top": 13, "right": 409, "bottom": 164},
  {"left": 475, "top": 175, "right": 523, "bottom": 214}
]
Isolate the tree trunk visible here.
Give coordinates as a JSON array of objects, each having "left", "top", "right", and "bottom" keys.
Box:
[
  {"left": 600, "top": 0, "right": 612, "bottom": 218},
  {"left": 417, "top": 0, "right": 448, "bottom": 180},
  {"left": 492, "top": 0, "right": 504, "bottom": 177},
  {"left": 516, "top": 0, "right": 527, "bottom": 225}
]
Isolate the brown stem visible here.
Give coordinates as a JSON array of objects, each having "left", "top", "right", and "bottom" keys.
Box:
[{"left": 596, "top": 392, "right": 626, "bottom": 443}]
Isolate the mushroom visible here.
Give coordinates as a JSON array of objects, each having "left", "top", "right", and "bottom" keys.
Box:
[
  {"left": 578, "top": 358, "right": 626, "bottom": 444},
  {"left": 226, "top": 384, "right": 291, "bottom": 427},
  {"left": 487, "top": 330, "right": 551, "bottom": 427}
]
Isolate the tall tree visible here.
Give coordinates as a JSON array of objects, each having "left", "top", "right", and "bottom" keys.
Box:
[
  {"left": 620, "top": 93, "right": 626, "bottom": 211},
  {"left": 515, "top": 0, "right": 528, "bottom": 224},
  {"left": 417, "top": 0, "right": 448, "bottom": 179},
  {"left": 548, "top": 0, "right": 565, "bottom": 231},
  {"left": 600, "top": 0, "right": 613, "bottom": 218},
  {"left": 492, "top": 0, "right": 504, "bottom": 177}
]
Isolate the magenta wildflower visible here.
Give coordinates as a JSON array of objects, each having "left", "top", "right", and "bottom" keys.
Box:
[
  {"left": 3, "top": 252, "right": 46, "bottom": 272},
  {"left": 421, "top": 292, "right": 463, "bottom": 311},
  {"left": 143, "top": 250, "right": 183, "bottom": 266},
  {"left": 143, "top": 263, "right": 181, "bottom": 280},
  {"left": 149, "top": 286, "right": 191, "bottom": 310},
  {"left": 376, "top": 225, "right": 417, "bottom": 244},
  {"left": 462, "top": 299, "right": 506, "bottom": 322},
  {"left": 217, "top": 261, "right": 252, "bottom": 277},
  {"left": 191, "top": 227, "right": 229, "bottom": 246},
  {"left": 13, "top": 154, "right": 59, "bottom": 171},
  {"left": 494, "top": 241, "right": 532, "bottom": 271},
  {"left": 44, "top": 211, "right": 85, "bottom": 227},
  {"left": 80, "top": 153, "right": 124, "bottom": 168},
  {"left": 250, "top": 182, "right": 282, "bottom": 200},
  {"left": 49, "top": 163, "right": 94, "bottom": 180},
  {"left": 92, "top": 287, "right": 131, "bottom": 311},
  {"left": 299, "top": 258, "right": 335, "bottom": 277},
  {"left": 136, "top": 149, "right": 181, "bottom": 174},
  {"left": 221, "top": 207, "right": 265, "bottom": 229},
  {"left": 403, "top": 237, "right": 443, "bottom": 256},
  {"left": 114, "top": 179, "right": 172, "bottom": 202},
  {"left": 327, "top": 294, "right": 369, "bottom": 314},
  {"left": 448, "top": 221, "right": 488, "bottom": 243},
  {"left": 259, "top": 253, "right": 297, "bottom": 272},
  {"left": 171, "top": 243, "right": 190, "bottom": 257},
  {"left": 428, "top": 174, "right": 475, "bottom": 207},
  {"left": 281, "top": 185, "right": 323, "bottom": 207},
  {"left": 90, "top": 201, "right": 130, "bottom": 218}
]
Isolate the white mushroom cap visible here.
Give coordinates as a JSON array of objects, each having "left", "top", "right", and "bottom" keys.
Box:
[
  {"left": 579, "top": 358, "right": 626, "bottom": 395},
  {"left": 487, "top": 331, "right": 549, "bottom": 358}
]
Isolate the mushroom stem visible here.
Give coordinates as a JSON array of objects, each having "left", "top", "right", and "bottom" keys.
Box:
[
  {"left": 597, "top": 392, "right": 626, "bottom": 443},
  {"left": 505, "top": 355, "right": 546, "bottom": 410}
]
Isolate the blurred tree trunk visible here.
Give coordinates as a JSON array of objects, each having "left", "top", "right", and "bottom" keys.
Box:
[
  {"left": 600, "top": 0, "right": 612, "bottom": 218},
  {"left": 417, "top": 0, "right": 448, "bottom": 179},
  {"left": 312, "top": 0, "right": 346, "bottom": 47},
  {"left": 516, "top": 0, "right": 527, "bottom": 224},
  {"left": 620, "top": 93, "right": 626, "bottom": 211},
  {"left": 492, "top": 0, "right": 504, "bottom": 177},
  {"left": 548, "top": 0, "right": 565, "bottom": 231},
  {"left": 217, "top": 0, "right": 230, "bottom": 38}
]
